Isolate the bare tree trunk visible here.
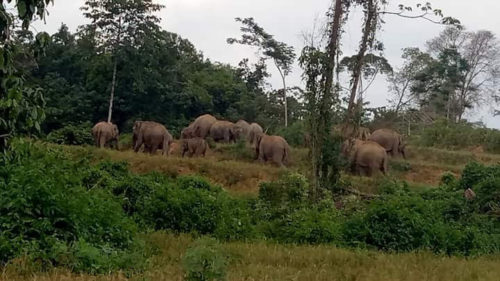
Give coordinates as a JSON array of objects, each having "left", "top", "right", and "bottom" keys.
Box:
[
  {"left": 394, "top": 80, "right": 410, "bottom": 116},
  {"left": 346, "top": 0, "right": 376, "bottom": 123},
  {"left": 107, "top": 15, "right": 122, "bottom": 124},
  {"left": 276, "top": 64, "right": 288, "bottom": 127},
  {"left": 283, "top": 76, "right": 288, "bottom": 127},
  {"left": 107, "top": 59, "right": 117, "bottom": 123}
]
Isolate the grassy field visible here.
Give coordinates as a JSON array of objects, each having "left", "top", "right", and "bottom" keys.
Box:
[
  {"left": 2, "top": 232, "right": 500, "bottom": 281},
  {"left": 18, "top": 143, "right": 495, "bottom": 280}
]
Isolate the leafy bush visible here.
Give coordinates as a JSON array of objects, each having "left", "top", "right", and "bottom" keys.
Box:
[
  {"left": 182, "top": 238, "right": 228, "bottom": 281},
  {"left": 276, "top": 121, "right": 306, "bottom": 147},
  {"left": 46, "top": 122, "right": 94, "bottom": 146},
  {"left": 414, "top": 119, "right": 500, "bottom": 153},
  {"left": 0, "top": 143, "right": 145, "bottom": 273},
  {"left": 258, "top": 173, "right": 309, "bottom": 207}
]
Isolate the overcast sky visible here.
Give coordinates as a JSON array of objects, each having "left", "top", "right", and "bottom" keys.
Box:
[{"left": 34, "top": 0, "right": 500, "bottom": 128}]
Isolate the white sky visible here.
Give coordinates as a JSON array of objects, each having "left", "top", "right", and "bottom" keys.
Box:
[{"left": 34, "top": 0, "right": 500, "bottom": 128}]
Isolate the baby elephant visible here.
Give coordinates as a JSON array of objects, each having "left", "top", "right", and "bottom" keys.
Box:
[{"left": 181, "top": 138, "right": 208, "bottom": 158}]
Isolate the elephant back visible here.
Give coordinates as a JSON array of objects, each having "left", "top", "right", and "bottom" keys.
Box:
[
  {"left": 210, "top": 120, "right": 235, "bottom": 141},
  {"left": 192, "top": 114, "right": 217, "bottom": 138}
]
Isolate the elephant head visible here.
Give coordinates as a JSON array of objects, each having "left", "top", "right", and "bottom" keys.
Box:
[
  {"left": 231, "top": 125, "right": 245, "bottom": 141},
  {"left": 181, "top": 126, "right": 195, "bottom": 139}
]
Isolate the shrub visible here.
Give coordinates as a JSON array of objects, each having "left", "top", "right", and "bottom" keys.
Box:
[
  {"left": 277, "top": 207, "right": 343, "bottom": 244},
  {"left": 276, "top": 121, "right": 306, "bottom": 147},
  {"left": 0, "top": 143, "right": 145, "bottom": 273},
  {"left": 414, "top": 119, "right": 500, "bottom": 153},
  {"left": 258, "top": 173, "right": 309, "bottom": 207},
  {"left": 182, "top": 238, "right": 228, "bottom": 281},
  {"left": 46, "top": 122, "right": 94, "bottom": 146},
  {"left": 344, "top": 195, "right": 437, "bottom": 252}
]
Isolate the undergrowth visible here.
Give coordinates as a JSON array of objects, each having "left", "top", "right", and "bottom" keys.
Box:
[{"left": 2, "top": 140, "right": 500, "bottom": 275}]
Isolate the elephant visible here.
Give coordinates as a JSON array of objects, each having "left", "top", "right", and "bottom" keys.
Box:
[
  {"left": 181, "top": 125, "right": 195, "bottom": 139},
  {"left": 191, "top": 114, "right": 217, "bottom": 139},
  {"left": 333, "top": 123, "right": 371, "bottom": 140},
  {"left": 91, "top": 121, "right": 119, "bottom": 149},
  {"left": 209, "top": 120, "right": 238, "bottom": 143},
  {"left": 344, "top": 138, "right": 388, "bottom": 177},
  {"left": 234, "top": 120, "right": 251, "bottom": 141},
  {"left": 368, "top": 129, "right": 406, "bottom": 158},
  {"left": 255, "top": 134, "right": 290, "bottom": 167},
  {"left": 181, "top": 138, "right": 208, "bottom": 157},
  {"left": 133, "top": 121, "right": 173, "bottom": 155},
  {"left": 248, "top": 122, "right": 264, "bottom": 147}
]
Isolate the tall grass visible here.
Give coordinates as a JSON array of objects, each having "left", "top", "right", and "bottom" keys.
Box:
[{"left": 3, "top": 233, "right": 499, "bottom": 281}]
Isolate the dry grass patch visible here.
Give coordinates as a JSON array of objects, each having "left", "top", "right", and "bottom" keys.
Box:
[{"left": 68, "top": 146, "right": 285, "bottom": 195}]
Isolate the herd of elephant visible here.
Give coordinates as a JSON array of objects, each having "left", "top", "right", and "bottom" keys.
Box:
[
  {"left": 340, "top": 125, "right": 407, "bottom": 177},
  {"left": 91, "top": 114, "right": 291, "bottom": 166},
  {"left": 91, "top": 115, "right": 406, "bottom": 175}
]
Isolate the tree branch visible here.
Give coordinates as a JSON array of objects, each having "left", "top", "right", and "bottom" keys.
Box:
[{"left": 379, "top": 11, "right": 444, "bottom": 25}]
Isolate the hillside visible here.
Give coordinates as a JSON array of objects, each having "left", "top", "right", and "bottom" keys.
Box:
[{"left": 64, "top": 142, "right": 500, "bottom": 195}]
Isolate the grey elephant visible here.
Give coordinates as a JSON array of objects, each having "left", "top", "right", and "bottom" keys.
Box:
[
  {"left": 181, "top": 125, "right": 195, "bottom": 139},
  {"left": 181, "top": 138, "right": 208, "bottom": 157},
  {"left": 191, "top": 114, "right": 217, "bottom": 139},
  {"left": 344, "top": 139, "right": 388, "bottom": 177},
  {"left": 368, "top": 129, "right": 406, "bottom": 158},
  {"left": 133, "top": 121, "right": 173, "bottom": 155},
  {"left": 234, "top": 119, "right": 251, "bottom": 141},
  {"left": 255, "top": 134, "right": 290, "bottom": 167},
  {"left": 248, "top": 122, "right": 264, "bottom": 147},
  {"left": 92, "top": 121, "right": 119, "bottom": 149},
  {"left": 209, "top": 120, "right": 238, "bottom": 143}
]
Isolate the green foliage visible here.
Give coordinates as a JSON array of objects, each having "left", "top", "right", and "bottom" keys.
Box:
[
  {"left": 276, "top": 121, "right": 306, "bottom": 147},
  {"left": 414, "top": 119, "right": 500, "bottom": 153},
  {"left": 259, "top": 173, "right": 309, "bottom": 206},
  {"left": 459, "top": 162, "right": 500, "bottom": 215},
  {"left": 46, "top": 122, "right": 93, "bottom": 145},
  {"left": 182, "top": 238, "right": 228, "bottom": 281},
  {"left": 0, "top": 142, "right": 146, "bottom": 273},
  {"left": 1, "top": 1, "right": 51, "bottom": 152}
]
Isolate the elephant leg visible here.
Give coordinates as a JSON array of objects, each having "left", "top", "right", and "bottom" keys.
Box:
[
  {"left": 359, "top": 166, "right": 368, "bottom": 177},
  {"left": 99, "top": 135, "right": 107, "bottom": 149},
  {"left": 134, "top": 139, "right": 142, "bottom": 153},
  {"left": 258, "top": 152, "right": 266, "bottom": 163},
  {"left": 150, "top": 143, "right": 159, "bottom": 155},
  {"left": 272, "top": 153, "right": 284, "bottom": 167}
]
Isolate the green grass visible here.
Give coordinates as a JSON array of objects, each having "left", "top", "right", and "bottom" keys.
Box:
[{"left": 3, "top": 232, "right": 500, "bottom": 281}]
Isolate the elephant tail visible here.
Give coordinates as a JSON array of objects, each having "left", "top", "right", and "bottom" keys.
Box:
[
  {"left": 381, "top": 155, "right": 388, "bottom": 175},
  {"left": 283, "top": 145, "right": 291, "bottom": 166}
]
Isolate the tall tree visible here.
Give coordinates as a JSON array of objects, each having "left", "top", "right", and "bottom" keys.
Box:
[
  {"left": 345, "top": 1, "right": 460, "bottom": 124},
  {"left": 81, "top": 0, "right": 163, "bottom": 123},
  {"left": 412, "top": 48, "right": 469, "bottom": 121},
  {"left": 427, "top": 27, "right": 500, "bottom": 121},
  {"left": 345, "top": 0, "right": 381, "bottom": 124},
  {"left": 228, "top": 18, "right": 296, "bottom": 127},
  {"left": 300, "top": 0, "right": 347, "bottom": 198},
  {"left": 388, "top": 48, "right": 434, "bottom": 115}
]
